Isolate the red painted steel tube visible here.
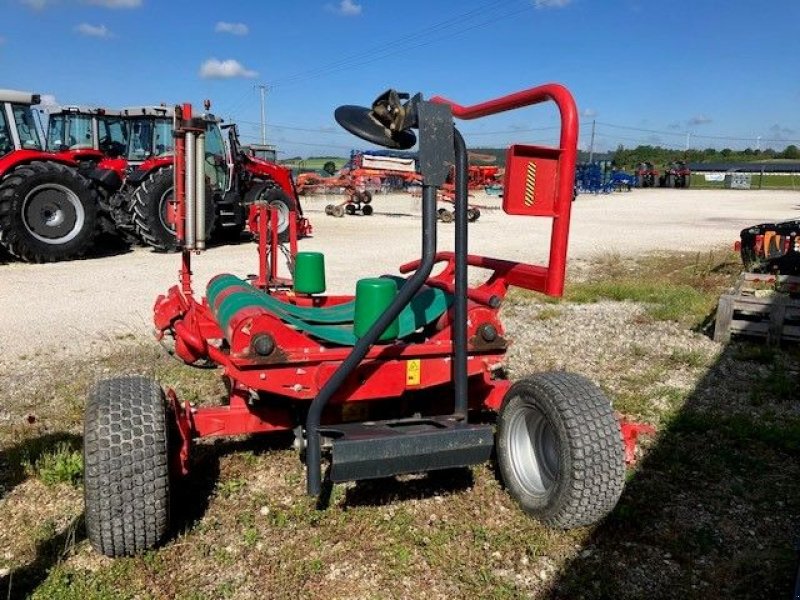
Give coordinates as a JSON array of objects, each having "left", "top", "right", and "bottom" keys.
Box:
[
  {"left": 256, "top": 204, "right": 268, "bottom": 288},
  {"left": 431, "top": 83, "right": 578, "bottom": 296},
  {"left": 270, "top": 208, "right": 279, "bottom": 282},
  {"left": 176, "top": 104, "right": 194, "bottom": 296}
]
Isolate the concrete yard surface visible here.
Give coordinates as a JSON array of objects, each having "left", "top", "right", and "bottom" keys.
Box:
[{"left": 1, "top": 188, "right": 798, "bottom": 362}]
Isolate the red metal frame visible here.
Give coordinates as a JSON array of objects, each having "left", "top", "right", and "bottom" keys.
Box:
[
  {"left": 432, "top": 83, "right": 578, "bottom": 297},
  {"left": 157, "top": 87, "right": 647, "bottom": 477}
]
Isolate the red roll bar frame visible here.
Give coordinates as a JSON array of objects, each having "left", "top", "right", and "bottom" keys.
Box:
[{"left": 431, "top": 83, "right": 578, "bottom": 297}]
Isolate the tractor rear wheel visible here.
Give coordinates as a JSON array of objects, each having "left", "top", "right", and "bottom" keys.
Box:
[
  {"left": 84, "top": 376, "right": 172, "bottom": 557},
  {"left": 0, "top": 161, "right": 99, "bottom": 262},
  {"left": 244, "top": 182, "right": 297, "bottom": 243},
  {"left": 496, "top": 372, "right": 625, "bottom": 529},
  {"left": 130, "top": 167, "right": 214, "bottom": 251}
]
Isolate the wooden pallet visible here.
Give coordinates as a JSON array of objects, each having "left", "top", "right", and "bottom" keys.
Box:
[{"left": 714, "top": 272, "right": 800, "bottom": 344}]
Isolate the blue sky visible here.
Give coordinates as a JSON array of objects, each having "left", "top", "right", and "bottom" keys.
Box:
[{"left": 2, "top": 0, "right": 799, "bottom": 157}]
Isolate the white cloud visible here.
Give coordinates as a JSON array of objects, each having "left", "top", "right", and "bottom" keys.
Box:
[
  {"left": 582, "top": 108, "right": 597, "bottom": 118},
  {"left": 75, "top": 23, "right": 113, "bottom": 38},
  {"left": 688, "top": 114, "right": 712, "bottom": 126},
  {"left": 85, "top": 0, "right": 142, "bottom": 7},
  {"left": 215, "top": 21, "right": 249, "bottom": 35},
  {"left": 326, "top": 0, "right": 362, "bottom": 16},
  {"left": 199, "top": 58, "right": 257, "bottom": 79},
  {"left": 534, "top": 0, "right": 571, "bottom": 8}
]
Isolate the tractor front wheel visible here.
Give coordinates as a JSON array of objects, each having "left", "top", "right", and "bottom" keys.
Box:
[
  {"left": 496, "top": 372, "right": 625, "bottom": 529},
  {"left": 84, "top": 376, "right": 172, "bottom": 557},
  {"left": 0, "top": 161, "right": 99, "bottom": 262}
]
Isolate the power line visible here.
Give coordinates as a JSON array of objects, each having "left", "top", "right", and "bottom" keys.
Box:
[
  {"left": 266, "top": 0, "right": 516, "bottom": 89},
  {"left": 596, "top": 121, "right": 800, "bottom": 144}
]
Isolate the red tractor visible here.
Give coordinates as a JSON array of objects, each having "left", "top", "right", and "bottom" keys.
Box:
[
  {"left": 45, "top": 105, "right": 129, "bottom": 169},
  {"left": 635, "top": 161, "right": 659, "bottom": 188},
  {"left": 83, "top": 85, "right": 651, "bottom": 557},
  {"left": 0, "top": 89, "right": 103, "bottom": 262},
  {"left": 90, "top": 105, "right": 309, "bottom": 250}
]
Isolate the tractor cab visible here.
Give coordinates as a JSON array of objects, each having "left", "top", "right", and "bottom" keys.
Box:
[
  {"left": 46, "top": 106, "right": 128, "bottom": 166},
  {"left": 122, "top": 105, "right": 175, "bottom": 166},
  {"left": 243, "top": 143, "right": 278, "bottom": 163},
  {"left": 0, "top": 89, "right": 45, "bottom": 159}
]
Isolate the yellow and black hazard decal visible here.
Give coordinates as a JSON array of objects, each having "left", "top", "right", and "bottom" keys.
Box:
[
  {"left": 524, "top": 161, "right": 537, "bottom": 207},
  {"left": 406, "top": 359, "right": 421, "bottom": 386}
]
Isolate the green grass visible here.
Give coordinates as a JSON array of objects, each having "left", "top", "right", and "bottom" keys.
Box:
[
  {"left": 563, "top": 249, "right": 740, "bottom": 326},
  {"left": 23, "top": 441, "right": 83, "bottom": 487},
  {"left": 690, "top": 173, "right": 800, "bottom": 190}
]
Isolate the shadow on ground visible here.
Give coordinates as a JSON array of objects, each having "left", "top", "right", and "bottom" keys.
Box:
[
  {"left": 0, "top": 432, "right": 82, "bottom": 502},
  {"left": 0, "top": 432, "right": 84, "bottom": 600},
  {"left": 548, "top": 340, "right": 800, "bottom": 599},
  {"left": 342, "top": 467, "right": 475, "bottom": 508}
]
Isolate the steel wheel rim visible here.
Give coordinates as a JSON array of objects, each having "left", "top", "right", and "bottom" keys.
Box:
[
  {"left": 22, "top": 183, "right": 85, "bottom": 244},
  {"left": 268, "top": 199, "right": 290, "bottom": 233},
  {"left": 507, "top": 399, "right": 560, "bottom": 496}
]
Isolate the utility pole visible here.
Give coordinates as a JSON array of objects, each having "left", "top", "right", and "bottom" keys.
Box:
[
  {"left": 588, "top": 119, "right": 596, "bottom": 164},
  {"left": 685, "top": 131, "right": 691, "bottom": 151},
  {"left": 255, "top": 84, "right": 268, "bottom": 145}
]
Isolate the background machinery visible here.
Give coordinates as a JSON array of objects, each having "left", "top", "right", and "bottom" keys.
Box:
[
  {"left": 89, "top": 106, "right": 310, "bottom": 250},
  {"left": 0, "top": 89, "right": 102, "bottom": 262}
]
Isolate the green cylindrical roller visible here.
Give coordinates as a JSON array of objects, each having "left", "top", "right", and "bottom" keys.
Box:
[
  {"left": 294, "top": 251, "right": 326, "bottom": 294},
  {"left": 354, "top": 277, "right": 399, "bottom": 342}
]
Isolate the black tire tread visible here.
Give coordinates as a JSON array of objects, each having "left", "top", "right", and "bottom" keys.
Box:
[
  {"left": 0, "top": 160, "right": 99, "bottom": 262},
  {"left": 84, "top": 375, "right": 170, "bottom": 557},
  {"left": 497, "top": 371, "right": 624, "bottom": 529},
  {"left": 129, "top": 167, "right": 178, "bottom": 251}
]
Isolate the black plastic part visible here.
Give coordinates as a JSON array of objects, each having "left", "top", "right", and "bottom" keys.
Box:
[
  {"left": 126, "top": 169, "right": 147, "bottom": 185},
  {"left": 418, "top": 102, "right": 454, "bottom": 187},
  {"left": 89, "top": 168, "right": 122, "bottom": 191},
  {"left": 334, "top": 105, "right": 417, "bottom": 150},
  {"left": 327, "top": 417, "right": 494, "bottom": 482},
  {"left": 252, "top": 333, "right": 275, "bottom": 356}
]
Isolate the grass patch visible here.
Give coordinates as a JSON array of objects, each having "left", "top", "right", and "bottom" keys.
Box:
[
  {"left": 563, "top": 249, "right": 739, "bottom": 326},
  {"left": 22, "top": 441, "right": 83, "bottom": 487}
]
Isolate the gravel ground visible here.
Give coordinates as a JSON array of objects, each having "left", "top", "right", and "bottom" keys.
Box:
[{"left": 0, "top": 187, "right": 798, "bottom": 366}]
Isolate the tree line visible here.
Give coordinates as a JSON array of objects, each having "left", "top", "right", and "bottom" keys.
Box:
[{"left": 611, "top": 144, "right": 800, "bottom": 169}]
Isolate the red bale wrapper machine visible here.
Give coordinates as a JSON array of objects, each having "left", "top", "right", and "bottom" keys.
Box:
[{"left": 83, "top": 83, "right": 651, "bottom": 557}]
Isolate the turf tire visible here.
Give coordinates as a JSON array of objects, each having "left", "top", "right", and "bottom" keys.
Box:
[
  {"left": 496, "top": 372, "right": 625, "bottom": 529},
  {"left": 84, "top": 376, "right": 171, "bottom": 557}
]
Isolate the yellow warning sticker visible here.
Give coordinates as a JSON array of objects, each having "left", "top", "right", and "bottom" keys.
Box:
[
  {"left": 406, "top": 359, "right": 421, "bottom": 386},
  {"left": 524, "top": 161, "right": 537, "bottom": 207}
]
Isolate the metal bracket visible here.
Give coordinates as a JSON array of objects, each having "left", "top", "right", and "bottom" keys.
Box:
[{"left": 417, "top": 101, "right": 454, "bottom": 187}]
